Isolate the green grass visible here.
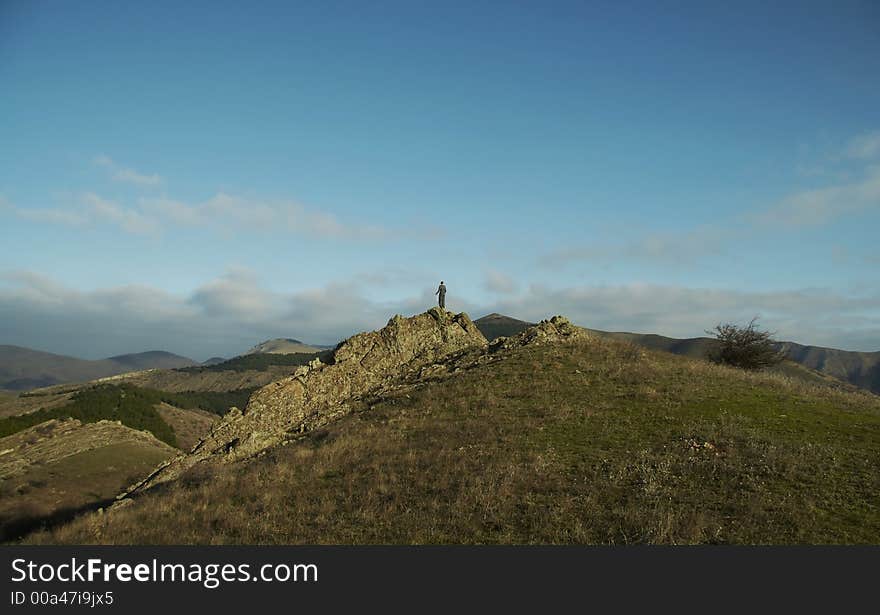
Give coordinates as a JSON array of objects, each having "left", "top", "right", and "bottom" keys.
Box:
[
  {"left": 24, "top": 337, "right": 880, "bottom": 545},
  {"left": 176, "top": 351, "right": 331, "bottom": 374},
  {"left": 0, "top": 384, "right": 255, "bottom": 448}
]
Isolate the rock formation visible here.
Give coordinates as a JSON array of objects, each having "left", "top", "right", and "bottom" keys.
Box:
[
  {"left": 129, "top": 308, "right": 489, "bottom": 492},
  {"left": 487, "top": 315, "right": 586, "bottom": 352},
  {"left": 126, "top": 311, "right": 589, "bottom": 497}
]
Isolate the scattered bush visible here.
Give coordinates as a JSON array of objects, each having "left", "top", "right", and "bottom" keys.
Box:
[{"left": 707, "top": 317, "right": 785, "bottom": 370}]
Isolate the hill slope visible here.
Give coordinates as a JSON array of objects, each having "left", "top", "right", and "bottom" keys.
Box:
[
  {"left": 245, "top": 338, "right": 322, "bottom": 354},
  {"left": 589, "top": 330, "right": 880, "bottom": 394},
  {"left": 0, "top": 345, "right": 196, "bottom": 391},
  {"left": 0, "top": 418, "right": 177, "bottom": 541},
  {"left": 25, "top": 312, "right": 880, "bottom": 545},
  {"left": 474, "top": 314, "right": 879, "bottom": 394},
  {"left": 105, "top": 351, "right": 196, "bottom": 371},
  {"left": 474, "top": 313, "right": 535, "bottom": 341},
  {"left": 778, "top": 341, "right": 880, "bottom": 394}
]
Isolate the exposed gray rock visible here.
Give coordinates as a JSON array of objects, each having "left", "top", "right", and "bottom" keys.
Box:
[
  {"left": 128, "top": 308, "right": 488, "bottom": 492},
  {"left": 126, "top": 311, "right": 590, "bottom": 498}
]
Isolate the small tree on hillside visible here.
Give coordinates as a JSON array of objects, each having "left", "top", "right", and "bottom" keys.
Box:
[{"left": 707, "top": 316, "right": 785, "bottom": 370}]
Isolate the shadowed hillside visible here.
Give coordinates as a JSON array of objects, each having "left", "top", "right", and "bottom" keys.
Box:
[
  {"left": 778, "top": 341, "right": 880, "bottom": 394},
  {"left": 105, "top": 351, "right": 197, "bottom": 371},
  {"left": 23, "top": 311, "right": 880, "bottom": 545},
  {"left": 0, "top": 419, "right": 177, "bottom": 542},
  {"left": 474, "top": 313, "right": 535, "bottom": 341}
]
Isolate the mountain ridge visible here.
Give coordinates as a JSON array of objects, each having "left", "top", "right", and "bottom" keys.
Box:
[{"left": 0, "top": 346, "right": 197, "bottom": 392}]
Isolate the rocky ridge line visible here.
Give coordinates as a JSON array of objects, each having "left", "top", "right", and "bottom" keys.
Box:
[{"left": 125, "top": 310, "right": 587, "bottom": 496}]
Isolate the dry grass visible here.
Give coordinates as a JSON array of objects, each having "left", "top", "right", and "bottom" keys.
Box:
[
  {"left": 1, "top": 440, "right": 174, "bottom": 541},
  {"left": 155, "top": 403, "right": 217, "bottom": 451},
  {"left": 23, "top": 336, "right": 880, "bottom": 545}
]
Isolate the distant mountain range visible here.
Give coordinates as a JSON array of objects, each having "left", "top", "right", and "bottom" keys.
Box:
[
  {"left": 0, "top": 346, "right": 197, "bottom": 391},
  {"left": 4, "top": 317, "right": 878, "bottom": 395},
  {"left": 473, "top": 314, "right": 880, "bottom": 395},
  {"left": 0, "top": 335, "right": 327, "bottom": 391},
  {"left": 776, "top": 341, "right": 880, "bottom": 394}
]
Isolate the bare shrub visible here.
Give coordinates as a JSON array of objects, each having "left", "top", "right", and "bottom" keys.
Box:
[{"left": 707, "top": 317, "right": 785, "bottom": 370}]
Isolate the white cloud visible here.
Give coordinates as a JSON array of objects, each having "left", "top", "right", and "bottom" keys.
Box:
[
  {"left": 0, "top": 269, "right": 451, "bottom": 359},
  {"left": 4, "top": 191, "right": 393, "bottom": 240},
  {"left": 138, "top": 193, "right": 387, "bottom": 239},
  {"left": 94, "top": 155, "right": 163, "bottom": 186},
  {"left": 1, "top": 195, "right": 87, "bottom": 227},
  {"left": 483, "top": 269, "right": 519, "bottom": 294},
  {"left": 758, "top": 164, "right": 880, "bottom": 227},
  {"left": 188, "top": 267, "right": 277, "bottom": 322},
  {"left": 846, "top": 130, "right": 880, "bottom": 160},
  {"left": 1, "top": 271, "right": 879, "bottom": 360},
  {"left": 540, "top": 226, "right": 728, "bottom": 268},
  {"left": 81, "top": 192, "right": 160, "bottom": 235},
  {"left": 5, "top": 157, "right": 418, "bottom": 240}
]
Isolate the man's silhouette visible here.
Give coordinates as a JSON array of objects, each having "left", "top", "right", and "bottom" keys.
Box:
[{"left": 435, "top": 281, "right": 446, "bottom": 309}]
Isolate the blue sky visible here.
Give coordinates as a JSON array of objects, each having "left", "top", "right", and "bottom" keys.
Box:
[{"left": 1, "top": 0, "right": 879, "bottom": 360}]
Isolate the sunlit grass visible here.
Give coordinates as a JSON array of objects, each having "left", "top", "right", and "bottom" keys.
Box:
[{"left": 25, "top": 337, "right": 880, "bottom": 545}]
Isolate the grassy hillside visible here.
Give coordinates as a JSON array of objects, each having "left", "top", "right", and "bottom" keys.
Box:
[
  {"left": 779, "top": 341, "right": 880, "bottom": 394},
  {"left": 0, "top": 419, "right": 176, "bottom": 542},
  {"left": 176, "top": 350, "right": 329, "bottom": 374},
  {"left": 586, "top": 328, "right": 880, "bottom": 394},
  {"left": 155, "top": 403, "right": 218, "bottom": 451},
  {"left": 587, "top": 330, "right": 716, "bottom": 358},
  {"left": 0, "top": 384, "right": 254, "bottom": 447},
  {"left": 28, "top": 335, "right": 880, "bottom": 545}
]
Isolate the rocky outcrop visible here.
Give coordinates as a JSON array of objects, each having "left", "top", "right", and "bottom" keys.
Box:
[
  {"left": 126, "top": 311, "right": 590, "bottom": 497},
  {"left": 487, "top": 315, "right": 587, "bottom": 352},
  {"left": 129, "top": 308, "right": 488, "bottom": 492}
]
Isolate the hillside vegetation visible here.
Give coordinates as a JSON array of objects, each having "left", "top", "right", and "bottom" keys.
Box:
[
  {"left": 0, "top": 384, "right": 253, "bottom": 448},
  {"left": 176, "top": 351, "right": 330, "bottom": 374},
  {"left": 586, "top": 329, "right": 880, "bottom": 394},
  {"left": 28, "top": 333, "right": 880, "bottom": 545},
  {"left": 0, "top": 419, "right": 176, "bottom": 542}
]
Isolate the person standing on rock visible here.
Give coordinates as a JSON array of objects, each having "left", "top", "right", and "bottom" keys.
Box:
[{"left": 435, "top": 280, "right": 446, "bottom": 309}]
